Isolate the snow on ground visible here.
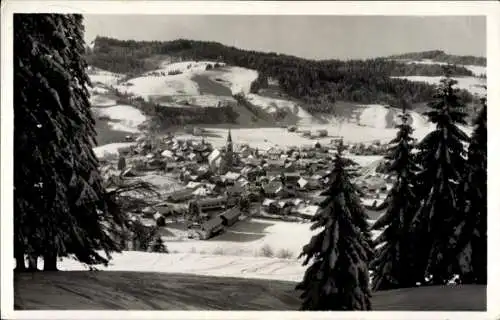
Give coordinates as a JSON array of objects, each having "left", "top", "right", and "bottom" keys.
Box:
[
  {"left": 358, "top": 104, "right": 390, "bottom": 129},
  {"left": 165, "top": 95, "right": 235, "bottom": 108},
  {"left": 179, "top": 122, "right": 434, "bottom": 151},
  {"left": 32, "top": 217, "right": 380, "bottom": 282},
  {"left": 93, "top": 142, "right": 135, "bottom": 159},
  {"left": 462, "top": 65, "right": 487, "bottom": 77},
  {"left": 393, "top": 76, "right": 486, "bottom": 96},
  {"left": 211, "top": 66, "right": 259, "bottom": 95},
  {"left": 89, "top": 86, "right": 110, "bottom": 95},
  {"left": 90, "top": 95, "right": 116, "bottom": 107},
  {"left": 112, "top": 61, "right": 221, "bottom": 99},
  {"left": 396, "top": 59, "right": 487, "bottom": 77},
  {"left": 114, "top": 74, "right": 200, "bottom": 98},
  {"left": 30, "top": 251, "right": 307, "bottom": 283},
  {"left": 158, "top": 61, "right": 225, "bottom": 73},
  {"left": 410, "top": 112, "right": 429, "bottom": 130},
  {"left": 87, "top": 68, "right": 125, "bottom": 86},
  {"left": 246, "top": 93, "right": 316, "bottom": 125},
  {"left": 164, "top": 218, "right": 380, "bottom": 258},
  {"left": 348, "top": 155, "right": 385, "bottom": 167},
  {"left": 167, "top": 218, "right": 319, "bottom": 258},
  {"left": 93, "top": 105, "right": 147, "bottom": 133}
]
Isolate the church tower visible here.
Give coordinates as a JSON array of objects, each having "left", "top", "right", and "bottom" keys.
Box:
[
  {"left": 220, "top": 129, "right": 234, "bottom": 174},
  {"left": 226, "top": 129, "right": 233, "bottom": 154}
]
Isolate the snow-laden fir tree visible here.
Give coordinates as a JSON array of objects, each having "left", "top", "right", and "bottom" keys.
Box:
[
  {"left": 454, "top": 97, "right": 487, "bottom": 284},
  {"left": 370, "top": 106, "right": 420, "bottom": 291},
  {"left": 296, "top": 140, "right": 373, "bottom": 310},
  {"left": 411, "top": 73, "right": 470, "bottom": 285},
  {"left": 14, "top": 14, "right": 127, "bottom": 271}
]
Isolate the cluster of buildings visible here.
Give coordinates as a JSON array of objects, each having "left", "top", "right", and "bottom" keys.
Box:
[{"left": 112, "top": 129, "right": 394, "bottom": 240}]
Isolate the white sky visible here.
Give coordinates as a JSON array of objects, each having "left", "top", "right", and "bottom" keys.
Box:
[{"left": 83, "top": 15, "right": 486, "bottom": 60}]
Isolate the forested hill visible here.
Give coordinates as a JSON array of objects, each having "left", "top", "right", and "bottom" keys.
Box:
[
  {"left": 387, "top": 50, "right": 486, "bottom": 66},
  {"left": 87, "top": 37, "right": 480, "bottom": 111}
]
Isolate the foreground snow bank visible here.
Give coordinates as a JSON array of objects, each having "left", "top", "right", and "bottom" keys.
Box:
[{"left": 57, "top": 252, "right": 307, "bottom": 282}]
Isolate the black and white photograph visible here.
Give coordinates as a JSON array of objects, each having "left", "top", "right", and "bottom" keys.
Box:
[{"left": 1, "top": 1, "right": 498, "bottom": 318}]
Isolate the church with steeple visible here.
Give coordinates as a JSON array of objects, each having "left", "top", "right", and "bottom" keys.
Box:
[{"left": 219, "top": 129, "right": 237, "bottom": 174}]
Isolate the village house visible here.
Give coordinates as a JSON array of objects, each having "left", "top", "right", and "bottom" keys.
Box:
[
  {"left": 194, "top": 196, "right": 227, "bottom": 212},
  {"left": 222, "top": 171, "right": 241, "bottom": 185},
  {"left": 266, "top": 147, "right": 281, "bottom": 160},
  {"left": 262, "top": 198, "right": 276, "bottom": 210},
  {"left": 166, "top": 188, "right": 194, "bottom": 203},
  {"left": 284, "top": 161, "right": 296, "bottom": 172},
  {"left": 189, "top": 216, "right": 224, "bottom": 240},
  {"left": 219, "top": 207, "right": 242, "bottom": 227},
  {"left": 262, "top": 180, "right": 288, "bottom": 199},
  {"left": 291, "top": 204, "right": 320, "bottom": 219},
  {"left": 226, "top": 184, "right": 245, "bottom": 199},
  {"left": 316, "top": 129, "right": 328, "bottom": 137}
]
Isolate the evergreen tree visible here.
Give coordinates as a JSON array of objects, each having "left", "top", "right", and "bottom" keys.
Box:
[
  {"left": 411, "top": 75, "right": 470, "bottom": 285},
  {"left": 455, "top": 98, "right": 487, "bottom": 284},
  {"left": 14, "top": 14, "right": 126, "bottom": 271},
  {"left": 296, "top": 141, "right": 373, "bottom": 310},
  {"left": 370, "top": 106, "right": 420, "bottom": 291},
  {"left": 151, "top": 236, "right": 168, "bottom": 253}
]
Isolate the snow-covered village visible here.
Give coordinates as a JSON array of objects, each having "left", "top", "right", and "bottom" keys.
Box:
[{"left": 4, "top": 8, "right": 492, "bottom": 316}]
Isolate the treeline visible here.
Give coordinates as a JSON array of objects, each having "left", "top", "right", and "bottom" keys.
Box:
[
  {"left": 87, "top": 37, "right": 476, "bottom": 111},
  {"left": 388, "top": 50, "right": 486, "bottom": 66}
]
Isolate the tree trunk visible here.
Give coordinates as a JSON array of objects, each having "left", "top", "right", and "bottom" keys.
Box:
[
  {"left": 27, "top": 255, "right": 38, "bottom": 271},
  {"left": 14, "top": 251, "right": 26, "bottom": 272},
  {"left": 43, "top": 252, "right": 58, "bottom": 271}
]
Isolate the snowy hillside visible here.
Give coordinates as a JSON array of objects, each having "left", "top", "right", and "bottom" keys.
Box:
[
  {"left": 210, "top": 66, "right": 258, "bottom": 95},
  {"left": 393, "top": 75, "right": 486, "bottom": 97},
  {"left": 93, "top": 105, "right": 147, "bottom": 133},
  {"left": 93, "top": 142, "right": 136, "bottom": 159},
  {"left": 87, "top": 67, "right": 125, "bottom": 86},
  {"left": 392, "top": 59, "right": 487, "bottom": 77},
  {"left": 389, "top": 59, "right": 486, "bottom": 97},
  {"left": 246, "top": 93, "right": 316, "bottom": 125},
  {"left": 111, "top": 61, "right": 259, "bottom": 101}
]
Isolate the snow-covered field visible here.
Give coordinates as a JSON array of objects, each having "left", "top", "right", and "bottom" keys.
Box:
[
  {"left": 394, "top": 59, "right": 487, "bottom": 77},
  {"left": 165, "top": 218, "right": 318, "bottom": 258},
  {"left": 358, "top": 104, "right": 391, "bottom": 129},
  {"left": 93, "top": 142, "right": 135, "bottom": 159},
  {"left": 393, "top": 75, "right": 486, "bottom": 96},
  {"left": 87, "top": 68, "right": 125, "bottom": 86},
  {"left": 210, "top": 66, "right": 258, "bottom": 95},
  {"left": 90, "top": 95, "right": 116, "bottom": 107},
  {"left": 93, "top": 104, "right": 147, "bottom": 133},
  {"left": 111, "top": 61, "right": 259, "bottom": 101},
  {"left": 246, "top": 93, "right": 316, "bottom": 125},
  {"left": 55, "top": 252, "right": 307, "bottom": 282},
  {"left": 116, "top": 73, "right": 200, "bottom": 98},
  {"left": 163, "top": 94, "right": 236, "bottom": 108},
  {"left": 24, "top": 216, "right": 380, "bottom": 282},
  {"left": 176, "top": 121, "right": 439, "bottom": 151}
]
